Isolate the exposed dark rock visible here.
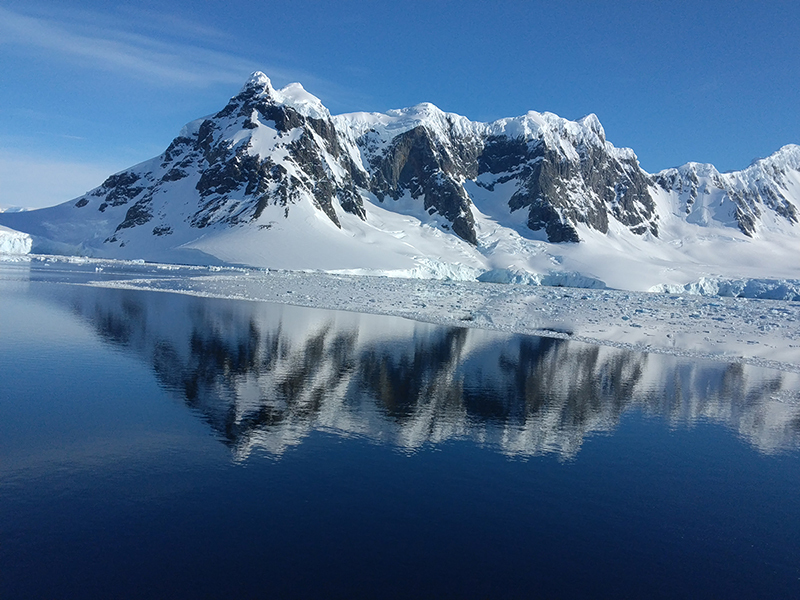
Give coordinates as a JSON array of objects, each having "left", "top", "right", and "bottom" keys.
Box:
[
  {"left": 367, "top": 126, "right": 477, "bottom": 244},
  {"left": 478, "top": 136, "right": 535, "bottom": 176},
  {"left": 162, "top": 167, "right": 189, "bottom": 182},
  {"left": 196, "top": 148, "right": 257, "bottom": 199},
  {"left": 735, "top": 204, "right": 758, "bottom": 236},
  {"left": 525, "top": 200, "right": 581, "bottom": 243},
  {"left": 162, "top": 136, "right": 194, "bottom": 165},
  {"left": 115, "top": 195, "right": 154, "bottom": 231},
  {"left": 91, "top": 171, "right": 144, "bottom": 208},
  {"left": 195, "top": 120, "right": 218, "bottom": 156}
]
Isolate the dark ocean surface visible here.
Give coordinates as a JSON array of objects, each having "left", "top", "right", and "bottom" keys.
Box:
[{"left": 2, "top": 262, "right": 799, "bottom": 599}]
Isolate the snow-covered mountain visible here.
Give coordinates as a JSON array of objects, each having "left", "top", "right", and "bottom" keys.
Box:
[{"left": 2, "top": 72, "right": 798, "bottom": 290}]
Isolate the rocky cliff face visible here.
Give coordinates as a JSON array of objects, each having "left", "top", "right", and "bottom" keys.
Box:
[
  {"left": 479, "top": 121, "right": 657, "bottom": 242},
  {"left": 341, "top": 104, "right": 661, "bottom": 244},
  {"left": 363, "top": 122, "right": 480, "bottom": 243}
]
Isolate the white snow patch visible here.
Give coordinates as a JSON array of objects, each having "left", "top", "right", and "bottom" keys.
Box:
[{"left": 273, "top": 82, "right": 330, "bottom": 120}]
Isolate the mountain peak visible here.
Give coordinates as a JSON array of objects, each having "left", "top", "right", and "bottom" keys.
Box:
[
  {"left": 241, "top": 71, "right": 274, "bottom": 94},
  {"left": 384, "top": 102, "right": 448, "bottom": 124},
  {"left": 578, "top": 113, "right": 605, "bottom": 143},
  {"left": 234, "top": 72, "right": 330, "bottom": 120},
  {"left": 272, "top": 82, "right": 329, "bottom": 120},
  {"left": 751, "top": 144, "right": 800, "bottom": 170}
]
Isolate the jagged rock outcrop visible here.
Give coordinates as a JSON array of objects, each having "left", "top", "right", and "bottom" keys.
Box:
[
  {"left": 365, "top": 124, "right": 479, "bottom": 243},
  {"left": 495, "top": 129, "right": 657, "bottom": 242}
]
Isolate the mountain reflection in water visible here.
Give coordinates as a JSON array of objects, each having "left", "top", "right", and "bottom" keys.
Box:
[{"left": 66, "top": 286, "right": 800, "bottom": 459}]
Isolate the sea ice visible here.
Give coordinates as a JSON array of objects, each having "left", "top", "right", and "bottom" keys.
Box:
[{"left": 67, "top": 257, "right": 800, "bottom": 374}]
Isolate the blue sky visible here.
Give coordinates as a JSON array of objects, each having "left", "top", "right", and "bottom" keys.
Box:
[{"left": 1, "top": 0, "right": 798, "bottom": 208}]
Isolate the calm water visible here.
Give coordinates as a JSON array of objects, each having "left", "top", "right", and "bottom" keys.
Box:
[{"left": 2, "top": 261, "right": 800, "bottom": 599}]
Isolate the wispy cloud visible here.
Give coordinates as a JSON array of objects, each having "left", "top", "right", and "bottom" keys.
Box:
[
  {"left": 0, "top": 6, "right": 257, "bottom": 87},
  {"left": 114, "top": 6, "right": 236, "bottom": 44},
  {"left": 0, "top": 5, "right": 376, "bottom": 110}
]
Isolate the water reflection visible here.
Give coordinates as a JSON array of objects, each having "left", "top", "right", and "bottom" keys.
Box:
[{"left": 64, "top": 285, "right": 800, "bottom": 459}]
